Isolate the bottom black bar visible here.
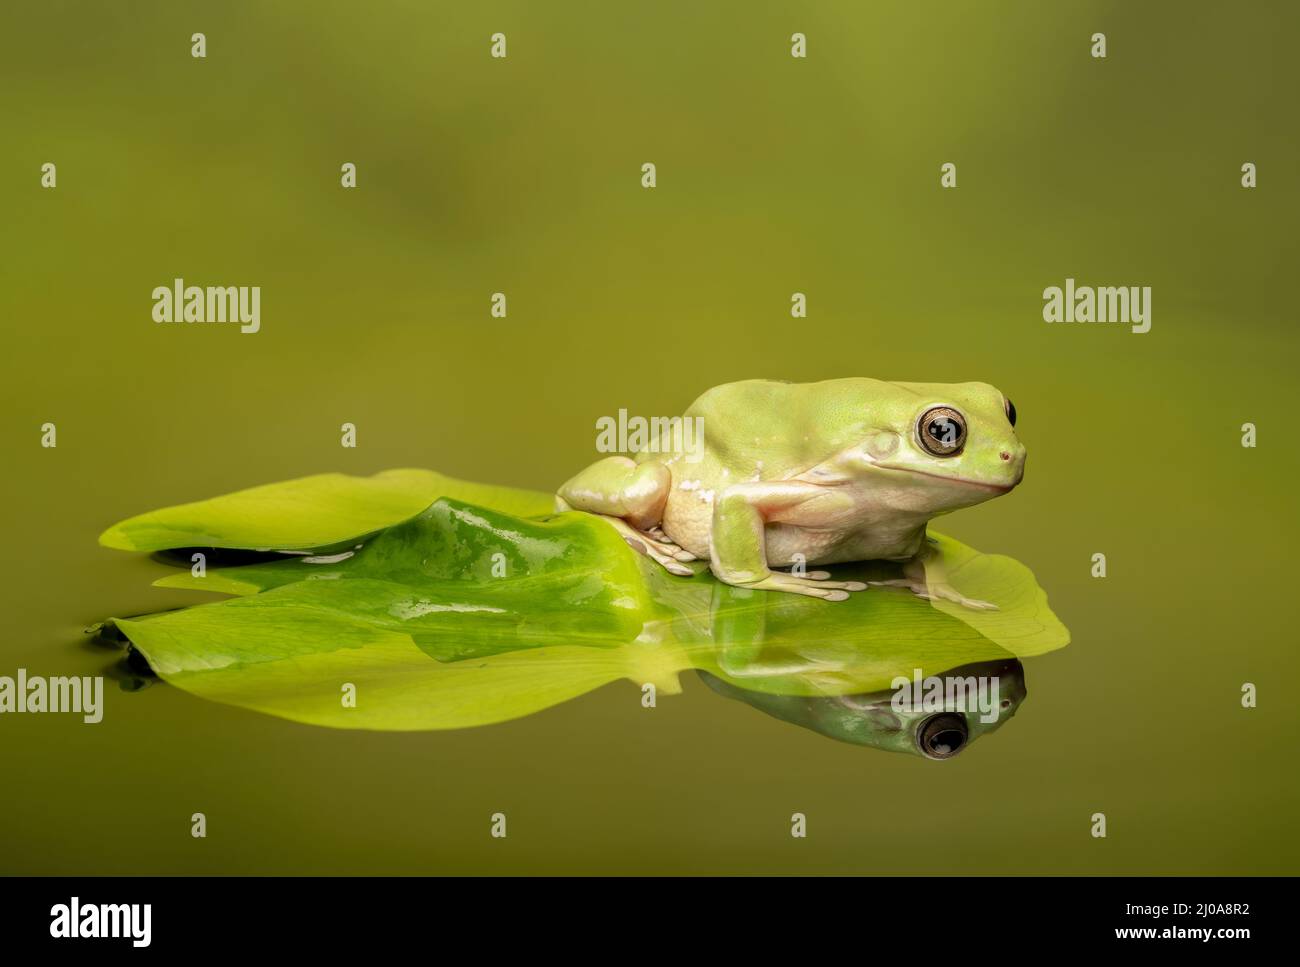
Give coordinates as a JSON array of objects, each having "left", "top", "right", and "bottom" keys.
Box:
[{"left": 0, "top": 875, "right": 1277, "bottom": 952}]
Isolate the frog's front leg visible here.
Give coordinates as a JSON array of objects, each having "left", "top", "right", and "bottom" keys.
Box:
[
  {"left": 556, "top": 456, "right": 697, "bottom": 575},
  {"left": 866, "top": 540, "right": 999, "bottom": 611},
  {"left": 710, "top": 482, "right": 866, "bottom": 602}
]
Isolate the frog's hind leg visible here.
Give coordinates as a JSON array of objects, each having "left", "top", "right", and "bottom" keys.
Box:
[
  {"left": 596, "top": 513, "right": 697, "bottom": 577},
  {"left": 556, "top": 457, "right": 696, "bottom": 576},
  {"left": 557, "top": 456, "right": 669, "bottom": 528}
]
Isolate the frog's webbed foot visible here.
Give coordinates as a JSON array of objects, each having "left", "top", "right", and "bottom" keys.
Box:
[
  {"left": 866, "top": 578, "right": 999, "bottom": 612},
  {"left": 639, "top": 525, "right": 696, "bottom": 562},
  {"left": 742, "top": 571, "right": 868, "bottom": 602},
  {"left": 596, "top": 514, "right": 697, "bottom": 576}
]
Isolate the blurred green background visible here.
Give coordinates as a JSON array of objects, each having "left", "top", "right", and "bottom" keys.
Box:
[{"left": 1, "top": 0, "right": 1296, "bottom": 874}]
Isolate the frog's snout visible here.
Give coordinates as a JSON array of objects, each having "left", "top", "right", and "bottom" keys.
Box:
[{"left": 917, "top": 712, "right": 969, "bottom": 760}]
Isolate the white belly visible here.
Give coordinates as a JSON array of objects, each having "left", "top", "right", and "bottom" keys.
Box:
[{"left": 661, "top": 485, "right": 928, "bottom": 566}]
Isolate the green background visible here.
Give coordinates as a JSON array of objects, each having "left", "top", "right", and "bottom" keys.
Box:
[{"left": 1, "top": 0, "right": 1296, "bottom": 874}]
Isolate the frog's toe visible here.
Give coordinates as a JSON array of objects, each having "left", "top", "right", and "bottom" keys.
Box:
[
  {"left": 783, "top": 570, "right": 865, "bottom": 589},
  {"left": 744, "top": 573, "right": 866, "bottom": 601},
  {"left": 637, "top": 532, "right": 696, "bottom": 564},
  {"left": 622, "top": 536, "right": 694, "bottom": 576},
  {"left": 634, "top": 526, "right": 696, "bottom": 561},
  {"left": 818, "top": 589, "right": 851, "bottom": 602},
  {"left": 927, "top": 584, "right": 999, "bottom": 611},
  {"left": 773, "top": 582, "right": 849, "bottom": 601},
  {"left": 868, "top": 578, "right": 998, "bottom": 611},
  {"left": 626, "top": 525, "right": 696, "bottom": 564},
  {"left": 620, "top": 535, "right": 676, "bottom": 567},
  {"left": 811, "top": 579, "right": 865, "bottom": 594}
]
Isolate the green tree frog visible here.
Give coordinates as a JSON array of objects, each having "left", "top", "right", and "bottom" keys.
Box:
[{"left": 556, "top": 378, "right": 1025, "bottom": 604}]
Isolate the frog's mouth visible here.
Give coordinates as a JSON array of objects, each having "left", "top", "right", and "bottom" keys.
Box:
[{"left": 883, "top": 466, "right": 1017, "bottom": 492}]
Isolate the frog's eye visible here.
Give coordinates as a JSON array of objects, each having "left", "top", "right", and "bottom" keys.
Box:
[
  {"left": 917, "top": 406, "right": 966, "bottom": 456},
  {"left": 917, "top": 712, "right": 968, "bottom": 759},
  {"left": 1005, "top": 398, "right": 1017, "bottom": 427}
]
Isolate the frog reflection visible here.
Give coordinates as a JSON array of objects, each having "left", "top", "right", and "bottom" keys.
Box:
[{"left": 699, "top": 657, "right": 1026, "bottom": 758}]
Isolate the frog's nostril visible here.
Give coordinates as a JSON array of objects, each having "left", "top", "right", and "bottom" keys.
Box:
[{"left": 917, "top": 713, "right": 968, "bottom": 760}]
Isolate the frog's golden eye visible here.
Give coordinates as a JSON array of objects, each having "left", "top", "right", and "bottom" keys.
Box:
[
  {"left": 917, "top": 406, "right": 966, "bottom": 456},
  {"left": 1005, "top": 398, "right": 1017, "bottom": 427}
]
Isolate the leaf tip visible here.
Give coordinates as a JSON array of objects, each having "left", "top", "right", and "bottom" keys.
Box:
[{"left": 98, "top": 524, "right": 139, "bottom": 551}]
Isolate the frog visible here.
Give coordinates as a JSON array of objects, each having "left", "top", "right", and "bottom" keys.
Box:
[{"left": 555, "top": 378, "right": 1025, "bottom": 604}]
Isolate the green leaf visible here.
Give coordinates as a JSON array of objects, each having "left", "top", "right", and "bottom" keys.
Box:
[
  {"left": 102, "top": 472, "right": 1069, "bottom": 733},
  {"left": 98, "top": 468, "right": 555, "bottom": 552}
]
